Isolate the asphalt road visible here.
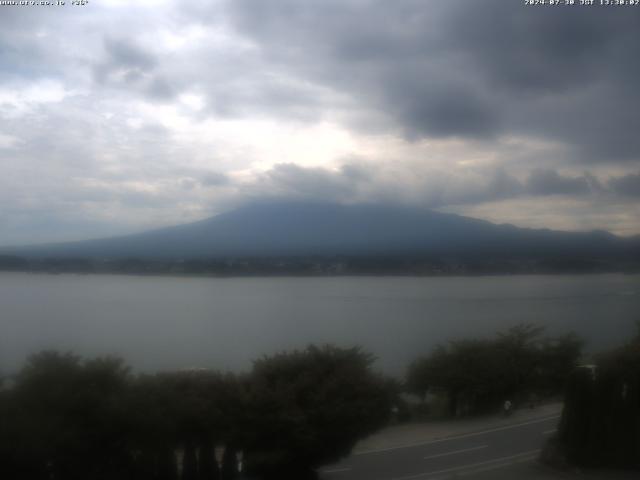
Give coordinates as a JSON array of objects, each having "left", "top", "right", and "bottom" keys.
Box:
[{"left": 318, "top": 414, "right": 560, "bottom": 480}]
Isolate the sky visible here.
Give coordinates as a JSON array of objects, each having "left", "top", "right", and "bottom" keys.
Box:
[{"left": 1, "top": 0, "right": 639, "bottom": 245}]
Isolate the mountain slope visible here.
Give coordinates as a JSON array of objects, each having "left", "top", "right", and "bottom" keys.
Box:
[{"left": 4, "top": 202, "right": 639, "bottom": 260}]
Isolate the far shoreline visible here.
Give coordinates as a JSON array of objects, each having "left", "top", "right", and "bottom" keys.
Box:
[{"left": 1, "top": 269, "right": 639, "bottom": 280}]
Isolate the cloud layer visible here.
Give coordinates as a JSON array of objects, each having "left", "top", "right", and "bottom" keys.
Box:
[{"left": 0, "top": 0, "right": 639, "bottom": 244}]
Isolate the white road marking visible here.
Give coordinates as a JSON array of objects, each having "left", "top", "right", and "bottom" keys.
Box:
[
  {"left": 391, "top": 449, "right": 541, "bottom": 480},
  {"left": 354, "top": 415, "right": 560, "bottom": 456},
  {"left": 423, "top": 444, "right": 488, "bottom": 460},
  {"left": 321, "top": 467, "right": 352, "bottom": 474},
  {"left": 543, "top": 429, "right": 557, "bottom": 435}
]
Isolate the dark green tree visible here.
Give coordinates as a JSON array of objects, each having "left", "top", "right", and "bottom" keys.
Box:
[
  {"left": 5, "top": 351, "right": 132, "bottom": 480},
  {"left": 125, "top": 369, "right": 239, "bottom": 480},
  {"left": 557, "top": 327, "right": 640, "bottom": 469},
  {"left": 407, "top": 325, "right": 583, "bottom": 416},
  {"left": 241, "top": 345, "right": 393, "bottom": 479},
  {"left": 534, "top": 333, "right": 584, "bottom": 395}
]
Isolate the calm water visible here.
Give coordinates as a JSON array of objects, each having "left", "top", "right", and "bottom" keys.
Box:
[{"left": 1, "top": 273, "right": 639, "bottom": 376}]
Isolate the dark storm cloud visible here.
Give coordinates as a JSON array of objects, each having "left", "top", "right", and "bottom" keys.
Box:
[
  {"left": 225, "top": 0, "right": 640, "bottom": 162},
  {"left": 445, "top": 1, "right": 613, "bottom": 93},
  {"left": 395, "top": 82, "right": 501, "bottom": 139}
]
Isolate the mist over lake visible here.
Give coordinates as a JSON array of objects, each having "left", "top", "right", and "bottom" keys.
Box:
[{"left": 1, "top": 272, "right": 639, "bottom": 376}]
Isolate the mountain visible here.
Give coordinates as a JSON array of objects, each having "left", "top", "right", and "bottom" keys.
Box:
[{"left": 3, "top": 202, "right": 639, "bottom": 263}]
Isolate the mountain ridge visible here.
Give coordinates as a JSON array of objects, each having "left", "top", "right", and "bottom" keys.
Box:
[{"left": 2, "top": 201, "right": 638, "bottom": 260}]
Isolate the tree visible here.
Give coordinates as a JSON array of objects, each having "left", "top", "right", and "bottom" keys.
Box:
[
  {"left": 408, "top": 339, "right": 513, "bottom": 416},
  {"left": 407, "top": 325, "right": 583, "bottom": 417},
  {"left": 534, "top": 333, "right": 584, "bottom": 395},
  {"left": 241, "top": 345, "right": 393, "bottom": 479},
  {"left": 0, "top": 346, "right": 395, "bottom": 479},
  {"left": 125, "top": 369, "right": 240, "bottom": 480},
  {"left": 496, "top": 324, "right": 545, "bottom": 396},
  {"left": 557, "top": 328, "right": 640, "bottom": 469},
  {"left": 5, "top": 351, "right": 132, "bottom": 480},
  {"left": 406, "top": 357, "right": 431, "bottom": 402}
]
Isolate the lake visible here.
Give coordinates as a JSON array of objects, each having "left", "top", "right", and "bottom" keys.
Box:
[{"left": 1, "top": 273, "right": 639, "bottom": 376}]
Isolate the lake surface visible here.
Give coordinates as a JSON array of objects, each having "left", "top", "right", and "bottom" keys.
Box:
[{"left": 1, "top": 273, "right": 639, "bottom": 376}]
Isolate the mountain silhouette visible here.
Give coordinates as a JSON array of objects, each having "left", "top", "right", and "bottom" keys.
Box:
[{"left": 5, "top": 202, "right": 639, "bottom": 260}]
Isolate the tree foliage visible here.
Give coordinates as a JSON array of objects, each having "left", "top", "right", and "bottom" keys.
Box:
[
  {"left": 2, "top": 352, "right": 131, "bottom": 479},
  {"left": 557, "top": 327, "right": 640, "bottom": 469},
  {"left": 241, "top": 345, "right": 393, "bottom": 479},
  {"left": 0, "top": 345, "right": 395, "bottom": 479},
  {"left": 406, "top": 324, "right": 584, "bottom": 416}
]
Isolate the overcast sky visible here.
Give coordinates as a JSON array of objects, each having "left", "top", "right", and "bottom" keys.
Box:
[{"left": 1, "top": 0, "right": 639, "bottom": 245}]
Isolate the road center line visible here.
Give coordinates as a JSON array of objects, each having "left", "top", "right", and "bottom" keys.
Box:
[
  {"left": 354, "top": 415, "right": 560, "bottom": 456},
  {"left": 391, "top": 449, "right": 541, "bottom": 480},
  {"left": 423, "top": 444, "right": 488, "bottom": 460}
]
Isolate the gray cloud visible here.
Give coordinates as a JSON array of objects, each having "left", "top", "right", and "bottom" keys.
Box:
[
  {"left": 93, "top": 37, "right": 177, "bottom": 100},
  {"left": 6, "top": 1, "right": 640, "bottom": 161},
  {"left": 339, "top": 163, "right": 371, "bottom": 183},
  {"left": 396, "top": 82, "right": 500, "bottom": 139},
  {"left": 225, "top": 0, "right": 640, "bottom": 161},
  {"left": 0, "top": 0, "right": 639, "bottom": 244},
  {"left": 252, "top": 163, "right": 357, "bottom": 202},
  {"left": 103, "top": 37, "right": 157, "bottom": 71},
  {"left": 609, "top": 172, "right": 640, "bottom": 198},
  {"left": 526, "top": 169, "right": 593, "bottom": 196},
  {"left": 200, "top": 172, "right": 230, "bottom": 187},
  {"left": 247, "top": 163, "right": 611, "bottom": 209},
  {"left": 486, "top": 169, "right": 523, "bottom": 200}
]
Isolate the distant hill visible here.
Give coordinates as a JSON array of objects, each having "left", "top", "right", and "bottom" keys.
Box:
[{"left": 2, "top": 202, "right": 640, "bottom": 262}]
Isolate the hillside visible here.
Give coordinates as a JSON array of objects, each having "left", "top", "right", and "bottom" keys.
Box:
[{"left": 3, "top": 203, "right": 638, "bottom": 264}]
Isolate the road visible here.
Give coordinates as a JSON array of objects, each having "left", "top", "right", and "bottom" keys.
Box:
[{"left": 319, "top": 413, "right": 560, "bottom": 480}]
